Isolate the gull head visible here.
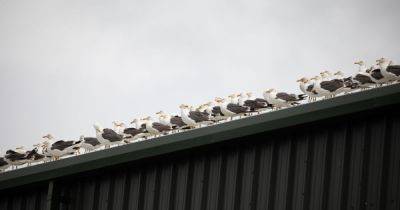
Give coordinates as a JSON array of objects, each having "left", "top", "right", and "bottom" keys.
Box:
[
  {"left": 159, "top": 114, "right": 169, "bottom": 120},
  {"left": 201, "top": 102, "right": 211, "bottom": 108},
  {"left": 227, "top": 94, "right": 236, "bottom": 99},
  {"left": 236, "top": 93, "right": 245, "bottom": 98},
  {"left": 354, "top": 60, "right": 364, "bottom": 66},
  {"left": 376, "top": 57, "right": 388, "bottom": 64},
  {"left": 42, "top": 134, "right": 54, "bottom": 140},
  {"left": 93, "top": 123, "right": 103, "bottom": 133},
  {"left": 179, "top": 104, "right": 190, "bottom": 110},
  {"left": 246, "top": 92, "right": 253, "bottom": 98},
  {"left": 334, "top": 71, "right": 344, "bottom": 77},
  {"left": 310, "top": 75, "right": 321, "bottom": 81},
  {"left": 141, "top": 116, "right": 152, "bottom": 121},
  {"left": 204, "top": 101, "right": 213, "bottom": 106},
  {"left": 265, "top": 88, "right": 275, "bottom": 94},
  {"left": 214, "top": 97, "right": 225, "bottom": 103},
  {"left": 155, "top": 111, "right": 165, "bottom": 115},
  {"left": 296, "top": 77, "right": 309, "bottom": 83},
  {"left": 112, "top": 121, "right": 125, "bottom": 127},
  {"left": 130, "top": 118, "right": 140, "bottom": 124},
  {"left": 320, "top": 71, "right": 332, "bottom": 78}
]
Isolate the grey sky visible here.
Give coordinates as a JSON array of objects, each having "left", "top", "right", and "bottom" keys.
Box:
[{"left": 0, "top": 0, "right": 399, "bottom": 153}]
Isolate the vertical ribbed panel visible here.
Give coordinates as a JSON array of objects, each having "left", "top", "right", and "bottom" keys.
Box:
[
  {"left": 0, "top": 108, "right": 399, "bottom": 210},
  {"left": 0, "top": 186, "right": 47, "bottom": 210}
]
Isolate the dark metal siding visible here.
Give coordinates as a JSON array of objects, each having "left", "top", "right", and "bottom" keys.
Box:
[
  {"left": 50, "top": 107, "right": 400, "bottom": 209},
  {"left": 1, "top": 105, "right": 400, "bottom": 210},
  {"left": 0, "top": 185, "right": 48, "bottom": 210}
]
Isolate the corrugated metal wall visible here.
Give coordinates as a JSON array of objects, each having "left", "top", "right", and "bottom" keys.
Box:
[
  {"left": 0, "top": 185, "right": 48, "bottom": 210},
  {"left": 1, "top": 106, "right": 400, "bottom": 210}
]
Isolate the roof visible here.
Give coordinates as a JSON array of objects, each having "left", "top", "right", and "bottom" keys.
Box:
[{"left": 1, "top": 84, "right": 400, "bottom": 190}]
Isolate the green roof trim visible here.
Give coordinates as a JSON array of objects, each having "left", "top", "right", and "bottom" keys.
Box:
[{"left": 1, "top": 84, "right": 400, "bottom": 190}]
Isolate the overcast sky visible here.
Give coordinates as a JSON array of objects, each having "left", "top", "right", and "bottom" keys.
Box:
[{"left": 0, "top": 0, "right": 399, "bottom": 153}]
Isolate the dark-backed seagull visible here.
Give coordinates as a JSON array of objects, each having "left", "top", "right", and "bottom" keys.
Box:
[
  {"left": 333, "top": 71, "right": 359, "bottom": 94},
  {"left": 297, "top": 77, "right": 319, "bottom": 102},
  {"left": 238, "top": 92, "right": 271, "bottom": 113},
  {"left": 93, "top": 123, "right": 124, "bottom": 148},
  {"left": 42, "top": 134, "right": 81, "bottom": 160},
  {"left": 4, "top": 147, "right": 28, "bottom": 169},
  {"left": 25, "top": 148, "right": 46, "bottom": 166},
  {"left": 156, "top": 111, "right": 188, "bottom": 131},
  {"left": 353, "top": 61, "right": 376, "bottom": 89},
  {"left": 127, "top": 118, "right": 151, "bottom": 141},
  {"left": 216, "top": 95, "right": 250, "bottom": 119},
  {"left": 141, "top": 116, "right": 171, "bottom": 137},
  {"left": 263, "top": 89, "right": 306, "bottom": 108},
  {"left": 179, "top": 104, "right": 212, "bottom": 128},
  {"left": 79, "top": 135, "right": 101, "bottom": 153}
]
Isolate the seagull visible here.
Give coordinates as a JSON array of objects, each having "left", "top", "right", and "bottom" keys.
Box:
[
  {"left": 126, "top": 118, "right": 151, "bottom": 141},
  {"left": 366, "top": 63, "right": 390, "bottom": 86},
  {"left": 311, "top": 75, "right": 343, "bottom": 98},
  {"left": 112, "top": 121, "right": 126, "bottom": 135},
  {"left": 333, "top": 71, "right": 359, "bottom": 94},
  {"left": 42, "top": 134, "right": 82, "bottom": 160},
  {"left": 4, "top": 147, "right": 28, "bottom": 169},
  {"left": 93, "top": 123, "right": 124, "bottom": 148},
  {"left": 156, "top": 111, "right": 174, "bottom": 127},
  {"left": 0, "top": 157, "right": 9, "bottom": 172},
  {"left": 217, "top": 95, "right": 250, "bottom": 118},
  {"left": 206, "top": 101, "right": 228, "bottom": 122},
  {"left": 156, "top": 111, "right": 188, "bottom": 131},
  {"left": 179, "top": 104, "right": 212, "bottom": 128},
  {"left": 113, "top": 121, "right": 146, "bottom": 142},
  {"left": 33, "top": 142, "right": 53, "bottom": 162},
  {"left": 141, "top": 116, "right": 172, "bottom": 137},
  {"left": 238, "top": 92, "right": 271, "bottom": 114},
  {"left": 377, "top": 58, "right": 400, "bottom": 81},
  {"left": 297, "top": 77, "right": 319, "bottom": 102},
  {"left": 263, "top": 89, "right": 306, "bottom": 108},
  {"left": 320, "top": 71, "right": 334, "bottom": 81},
  {"left": 353, "top": 61, "right": 376, "bottom": 89},
  {"left": 79, "top": 135, "right": 101, "bottom": 153},
  {"left": 199, "top": 102, "right": 229, "bottom": 122},
  {"left": 25, "top": 148, "right": 46, "bottom": 166}
]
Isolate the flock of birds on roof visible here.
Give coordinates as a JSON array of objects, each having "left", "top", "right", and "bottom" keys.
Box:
[{"left": 1, "top": 57, "right": 399, "bottom": 173}]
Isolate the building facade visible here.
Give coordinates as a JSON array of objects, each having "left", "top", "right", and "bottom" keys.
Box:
[{"left": 1, "top": 84, "right": 400, "bottom": 210}]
